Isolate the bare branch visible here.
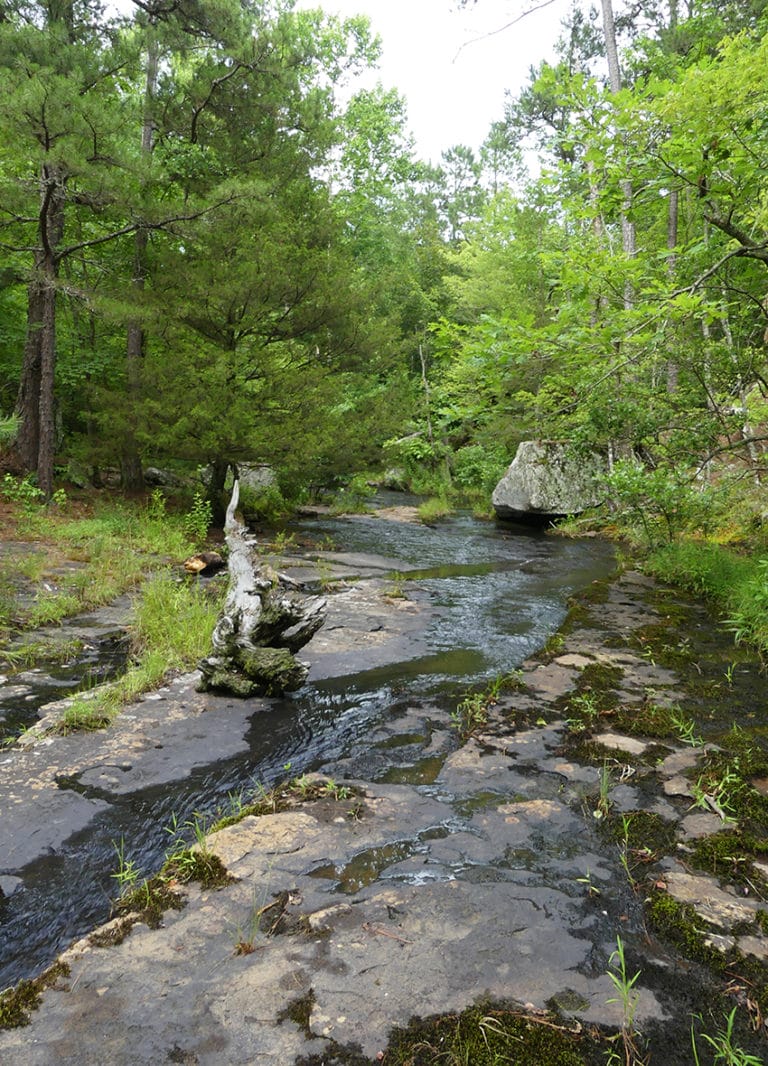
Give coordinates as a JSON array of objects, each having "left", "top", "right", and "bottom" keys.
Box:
[
  {"left": 703, "top": 208, "right": 768, "bottom": 263},
  {"left": 669, "top": 247, "right": 754, "bottom": 297},
  {"left": 56, "top": 194, "right": 240, "bottom": 260},
  {"left": 453, "top": 0, "right": 561, "bottom": 61}
]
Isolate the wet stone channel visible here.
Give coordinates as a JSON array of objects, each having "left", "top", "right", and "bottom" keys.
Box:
[{"left": 0, "top": 502, "right": 766, "bottom": 1064}]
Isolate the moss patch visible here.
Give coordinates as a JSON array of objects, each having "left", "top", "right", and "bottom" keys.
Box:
[
  {"left": 633, "top": 621, "right": 697, "bottom": 667},
  {"left": 690, "top": 830, "right": 768, "bottom": 890},
  {"left": 383, "top": 1005, "right": 597, "bottom": 1065},
  {"left": 88, "top": 916, "right": 134, "bottom": 948},
  {"left": 210, "top": 779, "right": 364, "bottom": 833},
  {"left": 689, "top": 745, "right": 768, "bottom": 838},
  {"left": 113, "top": 877, "right": 187, "bottom": 929},
  {"left": 602, "top": 809, "right": 677, "bottom": 857},
  {"left": 647, "top": 892, "right": 768, "bottom": 1011},
  {"left": 577, "top": 662, "right": 624, "bottom": 692},
  {"left": 0, "top": 961, "right": 70, "bottom": 1029},
  {"left": 164, "top": 850, "right": 235, "bottom": 890}
]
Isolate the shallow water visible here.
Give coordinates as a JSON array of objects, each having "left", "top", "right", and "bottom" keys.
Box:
[{"left": 0, "top": 505, "right": 617, "bottom": 988}]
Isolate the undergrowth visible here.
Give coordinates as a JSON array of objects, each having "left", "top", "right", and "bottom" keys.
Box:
[
  {"left": 53, "top": 574, "right": 222, "bottom": 733},
  {"left": 644, "top": 542, "right": 768, "bottom": 655}
]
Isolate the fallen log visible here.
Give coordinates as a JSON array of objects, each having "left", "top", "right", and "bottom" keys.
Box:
[{"left": 198, "top": 480, "right": 326, "bottom": 697}]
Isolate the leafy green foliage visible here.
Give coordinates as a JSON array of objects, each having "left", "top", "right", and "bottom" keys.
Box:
[
  {"left": 605, "top": 461, "right": 719, "bottom": 547},
  {"left": 646, "top": 541, "right": 768, "bottom": 654}
]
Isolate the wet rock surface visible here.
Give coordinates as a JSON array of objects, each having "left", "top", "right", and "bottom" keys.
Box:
[{"left": 1, "top": 563, "right": 766, "bottom": 1064}]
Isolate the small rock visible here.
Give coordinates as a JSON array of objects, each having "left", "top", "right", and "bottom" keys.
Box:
[
  {"left": 664, "top": 869, "right": 760, "bottom": 930},
  {"left": 703, "top": 932, "right": 735, "bottom": 953},
  {"left": 680, "top": 812, "right": 724, "bottom": 840},
  {"left": 307, "top": 904, "right": 352, "bottom": 933},
  {"left": 659, "top": 749, "right": 704, "bottom": 775},
  {"left": 184, "top": 552, "right": 225, "bottom": 574},
  {"left": 0, "top": 875, "right": 22, "bottom": 897},
  {"left": 663, "top": 775, "right": 693, "bottom": 798},
  {"left": 736, "top": 936, "right": 768, "bottom": 961},
  {"left": 554, "top": 654, "right": 594, "bottom": 669},
  {"left": 593, "top": 732, "right": 649, "bottom": 756}
]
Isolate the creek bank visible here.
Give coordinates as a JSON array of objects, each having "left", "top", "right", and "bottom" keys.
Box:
[
  {"left": 0, "top": 550, "right": 434, "bottom": 873},
  {"left": 1, "top": 563, "right": 766, "bottom": 1064}
]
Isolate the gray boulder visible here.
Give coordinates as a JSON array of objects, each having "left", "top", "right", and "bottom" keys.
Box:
[
  {"left": 144, "top": 467, "right": 190, "bottom": 488},
  {"left": 492, "top": 440, "right": 606, "bottom": 522},
  {"left": 237, "top": 463, "right": 277, "bottom": 492}
]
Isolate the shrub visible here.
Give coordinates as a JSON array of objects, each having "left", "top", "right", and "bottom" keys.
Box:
[{"left": 606, "top": 460, "right": 718, "bottom": 547}]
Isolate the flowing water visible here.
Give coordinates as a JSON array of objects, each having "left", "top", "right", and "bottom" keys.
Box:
[{"left": 0, "top": 504, "right": 618, "bottom": 989}]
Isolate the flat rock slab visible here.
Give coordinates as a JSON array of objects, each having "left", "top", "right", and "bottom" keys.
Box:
[
  {"left": 0, "top": 573, "right": 434, "bottom": 875},
  {"left": 3, "top": 545, "right": 767, "bottom": 1065},
  {"left": 0, "top": 786, "right": 665, "bottom": 1065},
  {"left": 305, "top": 580, "right": 430, "bottom": 681},
  {"left": 315, "top": 550, "right": 423, "bottom": 574},
  {"left": 662, "top": 866, "right": 760, "bottom": 929}
]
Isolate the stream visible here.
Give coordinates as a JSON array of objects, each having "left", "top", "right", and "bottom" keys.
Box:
[{"left": 0, "top": 503, "right": 616, "bottom": 990}]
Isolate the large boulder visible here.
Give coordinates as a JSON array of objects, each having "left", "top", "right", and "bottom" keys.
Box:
[{"left": 492, "top": 440, "right": 606, "bottom": 523}]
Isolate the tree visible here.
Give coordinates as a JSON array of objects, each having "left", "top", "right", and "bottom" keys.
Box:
[{"left": 0, "top": 0, "right": 130, "bottom": 495}]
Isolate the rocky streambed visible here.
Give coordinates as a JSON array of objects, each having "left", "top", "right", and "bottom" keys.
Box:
[{"left": 0, "top": 509, "right": 767, "bottom": 1064}]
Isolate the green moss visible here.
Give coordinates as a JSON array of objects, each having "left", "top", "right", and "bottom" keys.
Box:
[
  {"left": 294, "top": 1045, "right": 369, "bottom": 1066},
  {"left": 573, "top": 579, "right": 611, "bottom": 606},
  {"left": 647, "top": 892, "right": 768, "bottom": 1011},
  {"left": 633, "top": 622, "right": 699, "bottom": 668},
  {"left": 113, "top": 877, "right": 187, "bottom": 929},
  {"left": 577, "top": 662, "right": 624, "bottom": 691},
  {"left": 89, "top": 916, "right": 134, "bottom": 947},
  {"left": 210, "top": 779, "right": 365, "bottom": 835},
  {"left": 602, "top": 810, "right": 677, "bottom": 856},
  {"left": 689, "top": 746, "right": 768, "bottom": 837},
  {"left": 0, "top": 961, "right": 70, "bottom": 1029},
  {"left": 565, "top": 738, "right": 641, "bottom": 766},
  {"left": 647, "top": 893, "right": 724, "bottom": 968},
  {"left": 611, "top": 701, "right": 692, "bottom": 741},
  {"left": 164, "top": 850, "right": 235, "bottom": 890},
  {"left": 690, "top": 830, "right": 768, "bottom": 888},
  {"left": 384, "top": 1005, "right": 594, "bottom": 1065}
]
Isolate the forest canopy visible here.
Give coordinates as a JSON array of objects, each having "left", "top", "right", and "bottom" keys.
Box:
[{"left": 1, "top": 0, "right": 766, "bottom": 535}]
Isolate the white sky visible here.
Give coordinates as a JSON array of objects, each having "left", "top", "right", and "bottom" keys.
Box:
[{"left": 296, "top": 0, "right": 574, "bottom": 163}]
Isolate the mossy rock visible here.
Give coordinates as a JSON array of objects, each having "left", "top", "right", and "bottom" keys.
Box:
[
  {"left": 385, "top": 1005, "right": 593, "bottom": 1065},
  {"left": 199, "top": 646, "right": 307, "bottom": 697}
]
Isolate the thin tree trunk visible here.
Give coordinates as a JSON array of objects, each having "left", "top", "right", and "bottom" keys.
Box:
[
  {"left": 37, "top": 269, "right": 58, "bottom": 499},
  {"left": 207, "top": 457, "right": 230, "bottom": 526},
  {"left": 666, "top": 188, "right": 679, "bottom": 392},
  {"left": 600, "top": 0, "right": 635, "bottom": 309},
  {"left": 719, "top": 298, "right": 761, "bottom": 484},
  {"left": 122, "top": 23, "right": 159, "bottom": 491},
  {"left": 418, "top": 342, "right": 434, "bottom": 445}
]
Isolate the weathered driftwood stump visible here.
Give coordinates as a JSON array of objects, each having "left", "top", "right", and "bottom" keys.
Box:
[{"left": 198, "top": 481, "right": 326, "bottom": 697}]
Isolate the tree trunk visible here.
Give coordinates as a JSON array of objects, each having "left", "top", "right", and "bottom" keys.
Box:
[
  {"left": 37, "top": 274, "right": 58, "bottom": 499},
  {"left": 16, "top": 163, "right": 66, "bottom": 496},
  {"left": 600, "top": 0, "right": 635, "bottom": 308},
  {"left": 14, "top": 277, "right": 46, "bottom": 472},
  {"left": 666, "top": 188, "right": 680, "bottom": 392},
  {"left": 122, "top": 23, "right": 159, "bottom": 491},
  {"left": 207, "top": 457, "right": 230, "bottom": 526},
  {"left": 198, "top": 480, "right": 327, "bottom": 697}
]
